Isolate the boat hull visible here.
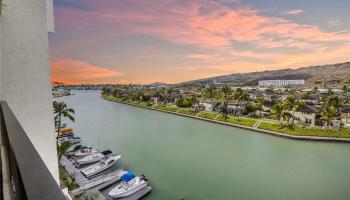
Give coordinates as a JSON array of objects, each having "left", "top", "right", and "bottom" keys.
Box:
[{"left": 109, "top": 182, "right": 148, "bottom": 198}]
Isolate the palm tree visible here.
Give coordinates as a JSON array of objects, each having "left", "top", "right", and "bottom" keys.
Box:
[
  {"left": 57, "top": 141, "right": 73, "bottom": 160},
  {"left": 321, "top": 106, "right": 338, "bottom": 128},
  {"left": 53, "top": 101, "right": 75, "bottom": 146},
  {"left": 233, "top": 88, "right": 243, "bottom": 101},
  {"left": 271, "top": 103, "right": 290, "bottom": 125},
  {"left": 284, "top": 95, "right": 303, "bottom": 124},
  {"left": 221, "top": 85, "right": 232, "bottom": 102},
  {"left": 203, "top": 85, "right": 217, "bottom": 104},
  {"left": 254, "top": 97, "right": 265, "bottom": 116},
  {"left": 326, "top": 94, "right": 342, "bottom": 109},
  {"left": 238, "top": 91, "right": 250, "bottom": 104},
  {"left": 220, "top": 85, "right": 232, "bottom": 119},
  {"left": 111, "top": 88, "right": 120, "bottom": 97}
]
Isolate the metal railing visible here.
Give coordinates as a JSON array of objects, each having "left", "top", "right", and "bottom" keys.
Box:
[{"left": 0, "top": 101, "right": 67, "bottom": 200}]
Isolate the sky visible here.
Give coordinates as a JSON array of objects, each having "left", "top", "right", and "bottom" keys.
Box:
[{"left": 49, "top": 0, "right": 350, "bottom": 84}]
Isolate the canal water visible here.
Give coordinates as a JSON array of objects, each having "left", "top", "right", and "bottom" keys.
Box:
[{"left": 60, "top": 90, "right": 350, "bottom": 200}]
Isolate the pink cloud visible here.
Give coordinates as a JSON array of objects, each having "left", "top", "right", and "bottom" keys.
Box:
[
  {"left": 283, "top": 9, "right": 304, "bottom": 15},
  {"left": 51, "top": 57, "right": 123, "bottom": 84}
]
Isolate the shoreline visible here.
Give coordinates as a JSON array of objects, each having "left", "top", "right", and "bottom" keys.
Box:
[{"left": 102, "top": 96, "right": 350, "bottom": 143}]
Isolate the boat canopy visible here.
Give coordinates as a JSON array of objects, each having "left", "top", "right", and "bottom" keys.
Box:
[{"left": 121, "top": 172, "right": 135, "bottom": 182}]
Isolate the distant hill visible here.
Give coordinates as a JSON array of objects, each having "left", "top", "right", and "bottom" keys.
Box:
[{"left": 179, "top": 62, "right": 350, "bottom": 86}]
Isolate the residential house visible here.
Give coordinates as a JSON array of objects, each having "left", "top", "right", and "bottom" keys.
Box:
[
  {"left": 302, "top": 94, "right": 324, "bottom": 105},
  {"left": 260, "top": 100, "right": 278, "bottom": 118},
  {"left": 294, "top": 104, "right": 322, "bottom": 126},
  {"left": 227, "top": 103, "right": 245, "bottom": 115},
  {"left": 199, "top": 101, "right": 218, "bottom": 112}
]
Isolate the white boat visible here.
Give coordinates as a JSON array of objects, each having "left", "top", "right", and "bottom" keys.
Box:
[
  {"left": 76, "top": 150, "right": 112, "bottom": 165},
  {"left": 81, "top": 155, "right": 121, "bottom": 178},
  {"left": 74, "top": 146, "right": 97, "bottom": 158},
  {"left": 108, "top": 172, "right": 148, "bottom": 198},
  {"left": 58, "top": 136, "right": 81, "bottom": 144}
]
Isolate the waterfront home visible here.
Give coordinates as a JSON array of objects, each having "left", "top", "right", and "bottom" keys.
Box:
[
  {"left": 199, "top": 101, "right": 217, "bottom": 112},
  {"left": 293, "top": 104, "right": 322, "bottom": 126},
  {"left": 150, "top": 96, "right": 165, "bottom": 105},
  {"left": 191, "top": 103, "right": 204, "bottom": 112},
  {"left": 340, "top": 106, "right": 350, "bottom": 127},
  {"left": 227, "top": 103, "right": 245, "bottom": 115},
  {"left": 259, "top": 100, "right": 278, "bottom": 118}
]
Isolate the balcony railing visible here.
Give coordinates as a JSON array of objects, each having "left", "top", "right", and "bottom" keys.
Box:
[{"left": 0, "top": 101, "right": 66, "bottom": 200}]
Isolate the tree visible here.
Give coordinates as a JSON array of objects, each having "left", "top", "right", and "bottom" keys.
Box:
[
  {"left": 221, "top": 85, "right": 232, "bottom": 102},
  {"left": 320, "top": 106, "right": 338, "bottom": 128},
  {"left": 271, "top": 103, "right": 290, "bottom": 125},
  {"left": 101, "top": 87, "right": 111, "bottom": 96},
  {"left": 253, "top": 97, "right": 265, "bottom": 116},
  {"left": 203, "top": 85, "right": 217, "bottom": 104},
  {"left": 326, "top": 94, "right": 342, "bottom": 109},
  {"left": 238, "top": 91, "right": 250, "bottom": 104},
  {"left": 220, "top": 85, "right": 232, "bottom": 119},
  {"left": 111, "top": 88, "right": 120, "bottom": 97},
  {"left": 284, "top": 95, "right": 303, "bottom": 124},
  {"left": 53, "top": 101, "right": 75, "bottom": 147},
  {"left": 57, "top": 141, "right": 73, "bottom": 160},
  {"left": 233, "top": 88, "right": 249, "bottom": 117}
]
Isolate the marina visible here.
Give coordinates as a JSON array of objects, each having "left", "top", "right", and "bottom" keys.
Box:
[{"left": 59, "top": 127, "right": 152, "bottom": 199}]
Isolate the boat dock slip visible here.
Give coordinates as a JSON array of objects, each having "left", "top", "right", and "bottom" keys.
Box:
[
  {"left": 101, "top": 185, "right": 152, "bottom": 200},
  {"left": 60, "top": 156, "right": 88, "bottom": 186},
  {"left": 71, "top": 170, "right": 127, "bottom": 196},
  {"left": 60, "top": 156, "right": 152, "bottom": 199}
]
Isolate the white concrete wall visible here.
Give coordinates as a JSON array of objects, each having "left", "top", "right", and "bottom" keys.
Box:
[
  {"left": 46, "top": 0, "right": 55, "bottom": 32},
  {"left": 0, "top": 0, "right": 59, "bottom": 181}
]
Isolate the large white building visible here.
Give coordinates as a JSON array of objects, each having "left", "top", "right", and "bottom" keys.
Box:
[{"left": 259, "top": 79, "right": 305, "bottom": 87}]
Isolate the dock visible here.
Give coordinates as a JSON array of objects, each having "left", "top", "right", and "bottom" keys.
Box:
[{"left": 60, "top": 156, "right": 151, "bottom": 200}]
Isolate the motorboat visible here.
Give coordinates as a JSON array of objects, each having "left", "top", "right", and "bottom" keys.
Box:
[
  {"left": 58, "top": 136, "right": 81, "bottom": 144},
  {"left": 58, "top": 132, "right": 74, "bottom": 138},
  {"left": 81, "top": 155, "right": 121, "bottom": 178},
  {"left": 74, "top": 146, "right": 97, "bottom": 158},
  {"left": 76, "top": 150, "right": 112, "bottom": 165},
  {"left": 108, "top": 172, "right": 148, "bottom": 198}
]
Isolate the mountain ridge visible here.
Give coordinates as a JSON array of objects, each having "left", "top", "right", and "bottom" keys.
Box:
[{"left": 179, "top": 62, "right": 350, "bottom": 86}]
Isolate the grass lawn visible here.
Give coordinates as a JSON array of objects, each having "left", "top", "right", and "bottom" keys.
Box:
[
  {"left": 198, "top": 111, "right": 218, "bottom": 120},
  {"left": 258, "top": 121, "right": 350, "bottom": 138},
  {"left": 218, "top": 115, "right": 257, "bottom": 127},
  {"left": 178, "top": 108, "right": 199, "bottom": 116},
  {"left": 139, "top": 101, "right": 153, "bottom": 107},
  {"left": 153, "top": 105, "right": 179, "bottom": 112}
]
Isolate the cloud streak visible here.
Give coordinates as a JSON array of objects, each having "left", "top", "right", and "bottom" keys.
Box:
[
  {"left": 283, "top": 9, "right": 304, "bottom": 15},
  {"left": 51, "top": 57, "right": 123, "bottom": 84}
]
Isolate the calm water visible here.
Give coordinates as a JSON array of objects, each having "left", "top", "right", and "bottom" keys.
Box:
[{"left": 61, "top": 90, "right": 350, "bottom": 200}]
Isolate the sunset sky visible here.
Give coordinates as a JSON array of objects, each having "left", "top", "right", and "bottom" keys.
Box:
[{"left": 49, "top": 0, "right": 350, "bottom": 84}]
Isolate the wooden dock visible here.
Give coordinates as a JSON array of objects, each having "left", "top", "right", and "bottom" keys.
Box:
[{"left": 60, "top": 156, "right": 151, "bottom": 200}]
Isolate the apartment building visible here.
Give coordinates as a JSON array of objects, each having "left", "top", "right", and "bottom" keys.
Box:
[{"left": 259, "top": 79, "right": 305, "bottom": 87}]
